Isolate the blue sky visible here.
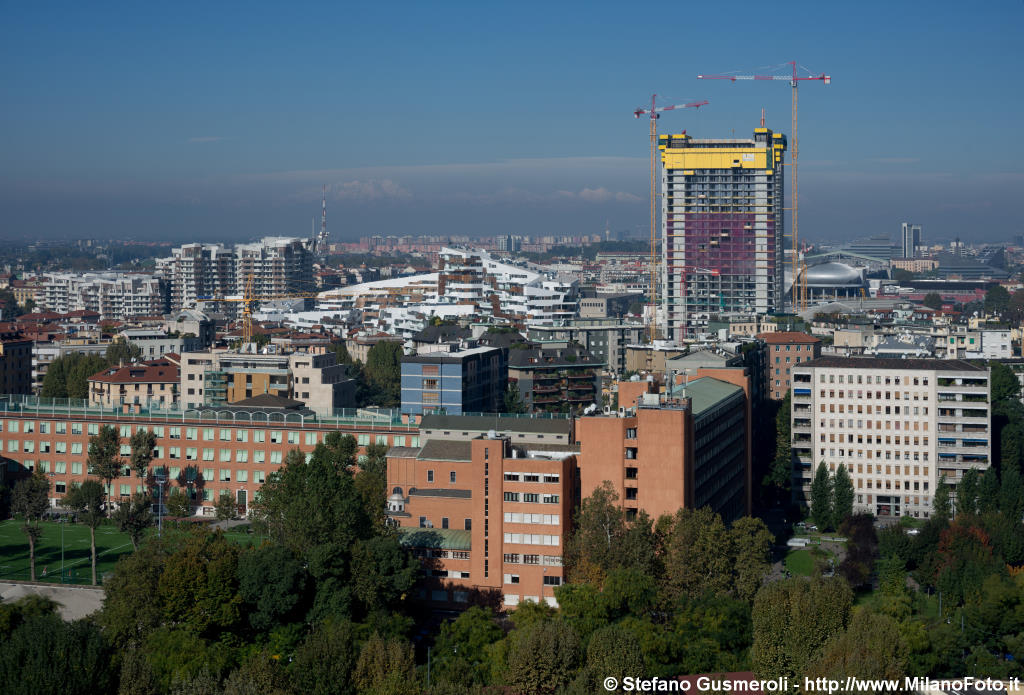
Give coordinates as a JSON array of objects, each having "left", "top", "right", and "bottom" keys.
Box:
[{"left": 2, "top": 0, "right": 1023, "bottom": 244}]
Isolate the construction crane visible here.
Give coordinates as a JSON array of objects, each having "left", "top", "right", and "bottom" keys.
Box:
[
  {"left": 197, "top": 273, "right": 320, "bottom": 344},
  {"left": 634, "top": 96, "right": 708, "bottom": 342},
  {"left": 697, "top": 62, "right": 830, "bottom": 311}
]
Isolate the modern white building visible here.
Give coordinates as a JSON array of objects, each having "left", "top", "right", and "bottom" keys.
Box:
[
  {"left": 791, "top": 356, "right": 990, "bottom": 519},
  {"left": 38, "top": 272, "right": 167, "bottom": 320}
]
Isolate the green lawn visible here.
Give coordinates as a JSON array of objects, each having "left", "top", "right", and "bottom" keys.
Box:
[
  {"left": 0, "top": 519, "right": 135, "bottom": 585},
  {"left": 784, "top": 549, "right": 815, "bottom": 576}
]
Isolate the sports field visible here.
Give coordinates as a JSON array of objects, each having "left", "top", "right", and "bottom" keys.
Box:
[
  {"left": 0, "top": 519, "right": 135, "bottom": 585},
  {"left": 0, "top": 519, "right": 266, "bottom": 585}
]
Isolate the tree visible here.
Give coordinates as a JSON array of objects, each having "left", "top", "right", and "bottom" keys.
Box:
[
  {"left": 663, "top": 507, "right": 733, "bottom": 602},
  {"left": 766, "top": 392, "right": 792, "bottom": 495},
  {"left": 933, "top": 474, "right": 952, "bottom": 521},
  {"left": 237, "top": 544, "right": 309, "bottom": 632},
  {"left": 730, "top": 517, "right": 776, "bottom": 602},
  {"left": 215, "top": 491, "right": 237, "bottom": 521},
  {"left": 112, "top": 492, "right": 152, "bottom": 550},
  {"left": 41, "top": 352, "right": 109, "bottom": 400},
  {"left": 291, "top": 619, "right": 358, "bottom": 695},
  {"left": 62, "top": 479, "right": 105, "bottom": 585},
  {"left": 977, "top": 470, "right": 1000, "bottom": 515},
  {"left": 832, "top": 464, "right": 854, "bottom": 529},
  {"left": 106, "top": 337, "right": 142, "bottom": 365},
  {"left": 129, "top": 429, "right": 157, "bottom": 483},
  {"left": 166, "top": 489, "right": 191, "bottom": 518},
  {"left": 563, "top": 482, "right": 655, "bottom": 585},
  {"left": 920, "top": 292, "right": 942, "bottom": 310},
  {"left": 430, "top": 606, "right": 503, "bottom": 688},
  {"left": 505, "top": 620, "right": 581, "bottom": 695},
  {"left": 990, "top": 362, "right": 1021, "bottom": 404},
  {"left": 10, "top": 470, "right": 50, "bottom": 582},
  {"left": 985, "top": 284, "right": 1011, "bottom": 315},
  {"left": 751, "top": 576, "right": 853, "bottom": 680},
  {"left": 352, "top": 633, "right": 418, "bottom": 695},
  {"left": 810, "top": 462, "right": 833, "bottom": 530},
  {"left": 0, "top": 614, "right": 115, "bottom": 695},
  {"left": 364, "top": 341, "right": 403, "bottom": 407},
  {"left": 956, "top": 468, "right": 980, "bottom": 517},
  {"left": 88, "top": 424, "right": 122, "bottom": 517},
  {"left": 575, "top": 624, "right": 644, "bottom": 692},
  {"left": 1000, "top": 466, "right": 1024, "bottom": 521},
  {"left": 805, "top": 609, "right": 907, "bottom": 692},
  {"left": 503, "top": 384, "right": 528, "bottom": 414}
]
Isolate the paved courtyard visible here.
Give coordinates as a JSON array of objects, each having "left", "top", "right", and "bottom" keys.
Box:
[{"left": 0, "top": 581, "right": 105, "bottom": 621}]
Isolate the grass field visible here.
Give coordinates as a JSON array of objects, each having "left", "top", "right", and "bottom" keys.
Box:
[
  {"left": 0, "top": 519, "right": 267, "bottom": 585},
  {"left": 784, "top": 549, "right": 815, "bottom": 576},
  {"left": 0, "top": 519, "right": 135, "bottom": 584}
]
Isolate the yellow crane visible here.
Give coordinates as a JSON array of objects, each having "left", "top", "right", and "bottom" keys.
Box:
[
  {"left": 633, "top": 96, "right": 708, "bottom": 341},
  {"left": 698, "top": 61, "right": 830, "bottom": 310},
  {"left": 196, "top": 273, "right": 320, "bottom": 344}
]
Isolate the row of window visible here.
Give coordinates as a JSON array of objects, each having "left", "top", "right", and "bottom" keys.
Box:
[
  {"left": 418, "top": 517, "right": 471, "bottom": 530},
  {"left": 0, "top": 421, "right": 419, "bottom": 449},
  {"left": 820, "top": 447, "right": 930, "bottom": 462},
  {"left": 816, "top": 409, "right": 932, "bottom": 428},
  {"left": 502, "top": 554, "right": 562, "bottom": 566},
  {"left": 503, "top": 573, "right": 562, "bottom": 586},
  {"left": 503, "top": 472, "right": 560, "bottom": 483},
  {"left": 502, "top": 492, "right": 560, "bottom": 504},
  {"left": 502, "top": 512, "right": 560, "bottom": 525},
  {"left": 822, "top": 433, "right": 930, "bottom": 446},
  {"left": 819, "top": 389, "right": 931, "bottom": 402},
  {"left": 818, "top": 374, "right": 931, "bottom": 386},
  {"left": 503, "top": 533, "right": 560, "bottom": 546}
]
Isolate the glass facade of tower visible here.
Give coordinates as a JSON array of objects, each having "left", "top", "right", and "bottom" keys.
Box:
[{"left": 659, "top": 129, "right": 787, "bottom": 341}]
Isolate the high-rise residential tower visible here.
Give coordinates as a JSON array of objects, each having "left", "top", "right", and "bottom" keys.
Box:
[
  {"left": 659, "top": 128, "right": 787, "bottom": 341},
  {"left": 902, "top": 222, "right": 922, "bottom": 259}
]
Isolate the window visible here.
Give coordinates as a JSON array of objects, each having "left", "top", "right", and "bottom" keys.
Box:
[
  {"left": 270, "top": 451, "right": 282, "bottom": 464},
  {"left": 169, "top": 427, "right": 181, "bottom": 439},
  {"left": 288, "top": 432, "right": 299, "bottom": 445},
  {"left": 203, "top": 448, "right": 214, "bottom": 461},
  {"left": 220, "top": 449, "right": 232, "bottom": 462},
  {"left": 543, "top": 495, "right": 560, "bottom": 504},
  {"left": 422, "top": 378, "right": 439, "bottom": 389},
  {"left": 376, "top": 435, "right": 388, "bottom": 446},
  {"left": 118, "top": 425, "right": 130, "bottom": 437},
  {"left": 236, "top": 450, "right": 248, "bottom": 463},
  {"left": 504, "top": 473, "right": 521, "bottom": 481},
  {"left": 419, "top": 516, "right": 428, "bottom": 528},
  {"left": 186, "top": 427, "right": 198, "bottom": 440},
  {"left": 169, "top": 447, "right": 181, "bottom": 459},
  {"left": 427, "top": 470, "right": 434, "bottom": 483},
  {"left": 236, "top": 430, "right": 248, "bottom": 442},
  {"left": 255, "top": 450, "right": 265, "bottom": 463},
  {"left": 393, "top": 435, "right": 406, "bottom": 447},
  {"left": 543, "top": 576, "right": 562, "bottom": 586},
  {"left": 543, "top": 474, "right": 559, "bottom": 483},
  {"left": 56, "top": 422, "right": 66, "bottom": 434},
  {"left": 237, "top": 470, "right": 248, "bottom": 483},
  {"left": 357, "top": 434, "right": 370, "bottom": 445},
  {"left": 254, "top": 470, "right": 265, "bottom": 484},
  {"left": 185, "top": 447, "right": 197, "bottom": 460},
  {"left": 270, "top": 431, "right": 282, "bottom": 444},
  {"left": 504, "top": 574, "right": 520, "bottom": 584},
  {"left": 523, "top": 493, "right": 540, "bottom": 503},
  {"left": 254, "top": 430, "right": 265, "bottom": 443},
  {"left": 88, "top": 424, "right": 98, "bottom": 435},
  {"left": 305, "top": 432, "right": 317, "bottom": 446},
  {"left": 71, "top": 423, "right": 82, "bottom": 435},
  {"left": 220, "top": 469, "right": 231, "bottom": 482},
  {"left": 504, "top": 492, "right": 520, "bottom": 502},
  {"left": 442, "top": 517, "right": 449, "bottom": 529},
  {"left": 203, "top": 468, "right": 214, "bottom": 481},
  {"left": 450, "top": 471, "right": 456, "bottom": 484},
  {"left": 464, "top": 519, "right": 472, "bottom": 530}
]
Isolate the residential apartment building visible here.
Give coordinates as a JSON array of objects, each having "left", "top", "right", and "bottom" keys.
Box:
[
  {"left": 577, "top": 371, "right": 751, "bottom": 522},
  {"left": 88, "top": 358, "right": 180, "bottom": 409},
  {"left": 179, "top": 348, "right": 355, "bottom": 415},
  {"left": 0, "top": 338, "right": 33, "bottom": 395},
  {"left": 38, "top": 272, "right": 168, "bottom": 320},
  {"left": 790, "top": 357, "right": 991, "bottom": 519},
  {"left": 759, "top": 331, "right": 822, "bottom": 400},
  {"left": 118, "top": 329, "right": 202, "bottom": 360},
  {"left": 0, "top": 400, "right": 419, "bottom": 516},
  {"left": 400, "top": 346, "right": 507, "bottom": 416},
  {"left": 508, "top": 347, "right": 603, "bottom": 413},
  {"left": 234, "top": 237, "right": 314, "bottom": 298},
  {"left": 158, "top": 243, "right": 237, "bottom": 314},
  {"left": 902, "top": 222, "right": 923, "bottom": 259},
  {"left": 526, "top": 319, "right": 646, "bottom": 376},
  {"left": 659, "top": 127, "right": 787, "bottom": 339},
  {"left": 387, "top": 430, "right": 575, "bottom": 609}
]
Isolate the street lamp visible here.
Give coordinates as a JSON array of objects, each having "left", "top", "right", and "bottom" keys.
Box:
[
  {"left": 154, "top": 471, "right": 167, "bottom": 538},
  {"left": 47, "top": 473, "right": 64, "bottom": 581}
]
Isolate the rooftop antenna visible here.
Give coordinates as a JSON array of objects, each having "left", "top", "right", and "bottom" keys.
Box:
[
  {"left": 317, "top": 184, "right": 329, "bottom": 255},
  {"left": 760, "top": 107, "right": 766, "bottom": 127}
]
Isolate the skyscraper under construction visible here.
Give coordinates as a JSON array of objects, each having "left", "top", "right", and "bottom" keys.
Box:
[{"left": 659, "top": 127, "right": 787, "bottom": 341}]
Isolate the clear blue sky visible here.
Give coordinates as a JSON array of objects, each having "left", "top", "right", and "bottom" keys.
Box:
[{"left": 2, "top": 0, "right": 1022, "bottom": 244}]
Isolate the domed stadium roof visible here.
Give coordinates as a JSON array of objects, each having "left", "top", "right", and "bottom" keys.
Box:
[{"left": 803, "top": 262, "right": 865, "bottom": 287}]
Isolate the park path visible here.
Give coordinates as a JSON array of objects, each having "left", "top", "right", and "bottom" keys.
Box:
[{"left": 0, "top": 581, "right": 104, "bottom": 621}]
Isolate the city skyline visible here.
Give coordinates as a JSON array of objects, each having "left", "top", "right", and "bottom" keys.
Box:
[{"left": 2, "top": 1, "right": 1023, "bottom": 243}]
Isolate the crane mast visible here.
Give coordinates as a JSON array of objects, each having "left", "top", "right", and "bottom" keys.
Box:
[
  {"left": 697, "top": 62, "right": 830, "bottom": 311},
  {"left": 633, "top": 96, "right": 708, "bottom": 342}
]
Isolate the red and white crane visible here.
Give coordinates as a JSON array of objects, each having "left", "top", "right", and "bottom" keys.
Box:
[
  {"left": 698, "top": 62, "right": 830, "bottom": 310},
  {"left": 633, "top": 96, "right": 708, "bottom": 341}
]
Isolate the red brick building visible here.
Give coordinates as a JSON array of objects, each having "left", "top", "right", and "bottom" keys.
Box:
[{"left": 757, "top": 331, "right": 822, "bottom": 400}]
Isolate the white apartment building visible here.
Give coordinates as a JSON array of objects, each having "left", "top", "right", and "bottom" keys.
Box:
[
  {"left": 39, "top": 272, "right": 167, "bottom": 320},
  {"left": 791, "top": 356, "right": 990, "bottom": 519},
  {"left": 158, "top": 238, "right": 313, "bottom": 314}
]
